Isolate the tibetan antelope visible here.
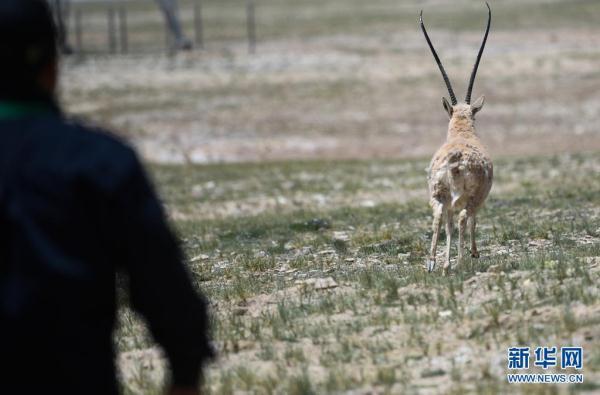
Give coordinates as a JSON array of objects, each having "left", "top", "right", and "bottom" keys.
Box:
[{"left": 420, "top": 3, "right": 493, "bottom": 274}]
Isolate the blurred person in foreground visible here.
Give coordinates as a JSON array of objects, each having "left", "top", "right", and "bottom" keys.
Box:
[{"left": 0, "top": 1, "right": 213, "bottom": 394}]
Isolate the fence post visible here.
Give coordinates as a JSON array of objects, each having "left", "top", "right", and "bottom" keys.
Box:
[
  {"left": 246, "top": 0, "right": 256, "bottom": 54},
  {"left": 108, "top": 7, "right": 117, "bottom": 54},
  {"left": 165, "top": 24, "right": 173, "bottom": 55},
  {"left": 119, "top": 5, "right": 128, "bottom": 54},
  {"left": 194, "top": 0, "right": 204, "bottom": 50},
  {"left": 74, "top": 8, "right": 83, "bottom": 55}
]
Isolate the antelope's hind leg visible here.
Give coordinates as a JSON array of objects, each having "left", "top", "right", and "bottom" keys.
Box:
[
  {"left": 453, "top": 208, "right": 468, "bottom": 271},
  {"left": 442, "top": 209, "right": 453, "bottom": 275},
  {"left": 427, "top": 200, "right": 444, "bottom": 272},
  {"left": 469, "top": 214, "right": 480, "bottom": 258}
]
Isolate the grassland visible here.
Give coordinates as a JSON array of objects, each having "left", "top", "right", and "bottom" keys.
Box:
[
  {"left": 59, "top": 1, "right": 600, "bottom": 393},
  {"left": 115, "top": 153, "right": 600, "bottom": 394}
]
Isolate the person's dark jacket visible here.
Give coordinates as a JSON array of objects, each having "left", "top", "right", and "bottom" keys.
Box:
[{"left": 0, "top": 104, "right": 213, "bottom": 394}]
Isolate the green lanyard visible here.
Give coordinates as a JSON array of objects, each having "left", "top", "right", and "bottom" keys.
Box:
[{"left": 0, "top": 101, "right": 52, "bottom": 120}]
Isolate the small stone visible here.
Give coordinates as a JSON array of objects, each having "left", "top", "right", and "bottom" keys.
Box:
[
  {"left": 276, "top": 196, "right": 288, "bottom": 205},
  {"left": 277, "top": 264, "right": 290, "bottom": 272},
  {"left": 487, "top": 264, "right": 501, "bottom": 273},
  {"left": 295, "top": 277, "right": 338, "bottom": 290},
  {"left": 585, "top": 256, "right": 600, "bottom": 267},
  {"left": 360, "top": 200, "right": 376, "bottom": 208},
  {"left": 333, "top": 231, "right": 350, "bottom": 241},
  {"left": 190, "top": 254, "right": 210, "bottom": 262},
  {"left": 439, "top": 310, "right": 453, "bottom": 318},
  {"left": 314, "top": 277, "right": 338, "bottom": 290}
]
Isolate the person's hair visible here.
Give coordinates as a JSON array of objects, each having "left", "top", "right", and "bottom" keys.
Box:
[{"left": 0, "top": 0, "right": 58, "bottom": 101}]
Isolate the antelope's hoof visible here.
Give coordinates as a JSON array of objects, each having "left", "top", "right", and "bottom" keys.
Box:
[
  {"left": 443, "top": 262, "right": 452, "bottom": 276},
  {"left": 426, "top": 259, "right": 436, "bottom": 272},
  {"left": 471, "top": 251, "right": 480, "bottom": 258}
]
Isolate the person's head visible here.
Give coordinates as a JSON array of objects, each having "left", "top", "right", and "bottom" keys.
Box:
[{"left": 0, "top": 0, "right": 58, "bottom": 102}]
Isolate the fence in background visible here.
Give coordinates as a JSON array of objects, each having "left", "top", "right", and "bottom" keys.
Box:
[{"left": 68, "top": 0, "right": 257, "bottom": 55}]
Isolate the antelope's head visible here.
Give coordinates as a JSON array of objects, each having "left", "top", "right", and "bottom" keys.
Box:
[{"left": 420, "top": 3, "right": 491, "bottom": 122}]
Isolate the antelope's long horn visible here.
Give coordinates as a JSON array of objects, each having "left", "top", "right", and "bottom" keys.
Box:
[
  {"left": 465, "top": 3, "right": 491, "bottom": 104},
  {"left": 420, "top": 10, "right": 457, "bottom": 106}
]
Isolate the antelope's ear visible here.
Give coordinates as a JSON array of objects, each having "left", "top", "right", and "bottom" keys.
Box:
[
  {"left": 471, "top": 95, "right": 485, "bottom": 115},
  {"left": 442, "top": 97, "right": 453, "bottom": 118}
]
